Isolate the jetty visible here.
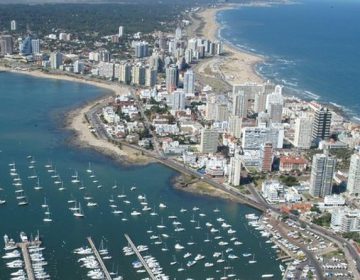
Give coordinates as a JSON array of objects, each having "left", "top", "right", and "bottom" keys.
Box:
[
  {"left": 124, "top": 234, "right": 156, "bottom": 280},
  {"left": 16, "top": 239, "right": 41, "bottom": 280},
  {"left": 86, "top": 237, "right": 112, "bottom": 280}
]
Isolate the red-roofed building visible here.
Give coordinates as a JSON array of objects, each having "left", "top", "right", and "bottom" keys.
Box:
[{"left": 280, "top": 156, "right": 308, "bottom": 172}]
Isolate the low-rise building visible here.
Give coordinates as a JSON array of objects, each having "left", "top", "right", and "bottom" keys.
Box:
[
  {"left": 279, "top": 156, "right": 308, "bottom": 172},
  {"left": 331, "top": 207, "right": 360, "bottom": 232}
]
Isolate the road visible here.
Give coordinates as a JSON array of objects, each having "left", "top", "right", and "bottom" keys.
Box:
[{"left": 86, "top": 97, "right": 360, "bottom": 280}]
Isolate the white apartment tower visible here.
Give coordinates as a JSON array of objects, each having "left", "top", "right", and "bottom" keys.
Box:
[
  {"left": 10, "top": 20, "right": 16, "bottom": 31},
  {"left": 347, "top": 152, "right": 360, "bottom": 195},
  {"left": 232, "top": 91, "right": 247, "bottom": 118},
  {"left": 294, "top": 116, "right": 313, "bottom": 149},
  {"left": 309, "top": 153, "right": 337, "bottom": 197},
  {"left": 118, "top": 26, "right": 124, "bottom": 37},
  {"left": 166, "top": 64, "right": 179, "bottom": 93},
  {"left": 200, "top": 128, "right": 219, "bottom": 154},
  {"left": 228, "top": 115, "right": 242, "bottom": 138},
  {"left": 183, "top": 69, "right": 195, "bottom": 96},
  {"left": 228, "top": 151, "right": 242, "bottom": 186},
  {"left": 172, "top": 90, "right": 185, "bottom": 111}
]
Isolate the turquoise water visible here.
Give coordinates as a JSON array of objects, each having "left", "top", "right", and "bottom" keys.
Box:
[
  {"left": 0, "top": 72, "right": 281, "bottom": 279},
  {"left": 218, "top": 0, "right": 360, "bottom": 119}
]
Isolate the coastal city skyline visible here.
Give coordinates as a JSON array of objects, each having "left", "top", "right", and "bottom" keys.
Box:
[{"left": 1, "top": 0, "right": 360, "bottom": 279}]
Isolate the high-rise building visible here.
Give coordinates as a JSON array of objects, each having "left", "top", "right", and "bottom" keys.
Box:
[
  {"left": 172, "top": 90, "right": 185, "bottom": 111},
  {"left": 309, "top": 152, "right": 336, "bottom": 197},
  {"left": 185, "top": 49, "right": 193, "bottom": 64},
  {"left": 166, "top": 64, "right": 178, "bottom": 93},
  {"left": 200, "top": 128, "right": 219, "bottom": 154},
  {"left": 20, "top": 35, "right": 32, "bottom": 56},
  {"left": 10, "top": 20, "right": 16, "bottom": 31},
  {"left": 312, "top": 107, "right": 332, "bottom": 145},
  {"left": 31, "top": 39, "right": 40, "bottom": 54},
  {"left": 132, "top": 64, "right": 145, "bottom": 85},
  {"left": 347, "top": 152, "right": 360, "bottom": 195},
  {"left": 73, "top": 60, "right": 84, "bottom": 74},
  {"left": 228, "top": 115, "right": 242, "bottom": 138},
  {"left": 261, "top": 142, "right": 273, "bottom": 172},
  {"left": 183, "top": 69, "right": 195, "bottom": 96},
  {"left": 118, "top": 63, "right": 132, "bottom": 84},
  {"left": 242, "top": 125, "right": 283, "bottom": 150},
  {"left": 145, "top": 67, "right": 157, "bottom": 88},
  {"left": 118, "top": 26, "right": 124, "bottom": 37},
  {"left": 134, "top": 41, "right": 149, "bottom": 58},
  {"left": 294, "top": 116, "right": 313, "bottom": 149},
  {"left": 98, "top": 62, "right": 115, "bottom": 79},
  {"left": 175, "top": 27, "right": 182, "bottom": 40},
  {"left": 266, "top": 87, "right": 284, "bottom": 123},
  {"left": 99, "top": 49, "right": 111, "bottom": 62},
  {"left": 0, "top": 35, "right": 13, "bottom": 55},
  {"left": 228, "top": 151, "right": 242, "bottom": 186},
  {"left": 50, "top": 52, "right": 62, "bottom": 69},
  {"left": 215, "top": 104, "right": 229, "bottom": 122},
  {"left": 232, "top": 90, "right": 247, "bottom": 117}
]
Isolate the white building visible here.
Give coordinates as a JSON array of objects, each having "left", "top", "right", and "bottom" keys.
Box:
[
  {"left": 200, "top": 128, "right": 219, "bottom": 154},
  {"left": 171, "top": 90, "right": 185, "bottom": 111},
  {"left": 118, "top": 26, "right": 124, "bottom": 37},
  {"left": 347, "top": 152, "right": 360, "bottom": 195},
  {"left": 266, "top": 86, "right": 284, "bottom": 123},
  {"left": 228, "top": 115, "right": 242, "bottom": 138},
  {"left": 10, "top": 20, "right": 16, "bottom": 31},
  {"left": 98, "top": 62, "right": 115, "bottom": 79},
  {"left": 183, "top": 69, "right": 195, "bottom": 96},
  {"left": 102, "top": 107, "right": 120, "bottom": 124},
  {"left": 232, "top": 90, "right": 247, "bottom": 118},
  {"left": 241, "top": 125, "right": 283, "bottom": 150},
  {"left": 228, "top": 151, "right": 242, "bottom": 186},
  {"left": 331, "top": 208, "right": 360, "bottom": 233},
  {"left": 262, "top": 181, "right": 284, "bottom": 204},
  {"left": 73, "top": 60, "right": 84, "bottom": 74},
  {"left": 309, "top": 153, "right": 337, "bottom": 197},
  {"left": 294, "top": 116, "right": 313, "bottom": 149},
  {"left": 50, "top": 52, "right": 62, "bottom": 69}
]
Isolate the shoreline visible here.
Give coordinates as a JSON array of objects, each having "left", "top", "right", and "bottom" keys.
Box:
[
  {"left": 195, "top": 3, "right": 360, "bottom": 123},
  {"left": 0, "top": 65, "right": 156, "bottom": 165},
  {"left": 194, "top": 4, "right": 264, "bottom": 85}
]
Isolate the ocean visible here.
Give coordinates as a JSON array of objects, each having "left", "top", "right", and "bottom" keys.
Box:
[
  {"left": 0, "top": 72, "right": 281, "bottom": 279},
  {"left": 218, "top": 0, "right": 360, "bottom": 119}
]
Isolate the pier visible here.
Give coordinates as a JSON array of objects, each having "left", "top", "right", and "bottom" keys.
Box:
[
  {"left": 124, "top": 234, "right": 156, "bottom": 280},
  {"left": 17, "top": 241, "right": 41, "bottom": 280},
  {"left": 86, "top": 237, "right": 112, "bottom": 280}
]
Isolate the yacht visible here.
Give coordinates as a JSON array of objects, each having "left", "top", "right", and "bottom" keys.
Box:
[
  {"left": 130, "top": 211, "right": 141, "bottom": 216},
  {"left": 261, "top": 274, "right": 274, "bottom": 278},
  {"left": 204, "top": 262, "right": 214, "bottom": 267},
  {"left": 183, "top": 252, "right": 191, "bottom": 259},
  {"left": 159, "top": 203, "right": 167, "bottom": 209},
  {"left": 174, "top": 243, "right": 184, "bottom": 250}
]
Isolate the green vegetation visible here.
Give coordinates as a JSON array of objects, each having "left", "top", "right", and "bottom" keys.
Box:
[
  {"left": 0, "top": 3, "right": 184, "bottom": 37},
  {"left": 342, "top": 232, "right": 360, "bottom": 245},
  {"left": 310, "top": 205, "right": 321, "bottom": 214},
  {"left": 329, "top": 148, "right": 353, "bottom": 170},
  {"left": 312, "top": 212, "right": 331, "bottom": 227},
  {"left": 279, "top": 175, "right": 299, "bottom": 186}
]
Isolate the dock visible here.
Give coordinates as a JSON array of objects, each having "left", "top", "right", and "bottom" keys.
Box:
[
  {"left": 124, "top": 234, "right": 156, "bottom": 280},
  {"left": 87, "top": 237, "right": 112, "bottom": 280},
  {"left": 17, "top": 240, "right": 41, "bottom": 280}
]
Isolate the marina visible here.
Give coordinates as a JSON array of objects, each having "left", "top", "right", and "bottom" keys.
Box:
[
  {"left": 86, "top": 237, "right": 112, "bottom": 280},
  {"left": 0, "top": 72, "right": 283, "bottom": 279}
]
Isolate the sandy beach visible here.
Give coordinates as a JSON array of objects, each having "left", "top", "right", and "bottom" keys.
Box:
[
  {"left": 0, "top": 65, "right": 155, "bottom": 165},
  {"left": 193, "top": 5, "right": 265, "bottom": 85}
]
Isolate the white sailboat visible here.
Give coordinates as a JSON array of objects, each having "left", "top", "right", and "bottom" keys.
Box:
[
  {"left": 71, "top": 171, "right": 80, "bottom": 184},
  {"left": 34, "top": 178, "right": 43, "bottom": 190},
  {"left": 43, "top": 207, "right": 53, "bottom": 222},
  {"left": 73, "top": 203, "right": 84, "bottom": 217},
  {"left": 86, "top": 162, "right": 93, "bottom": 173},
  {"left": 41, "top": 197, "right": 48, "bottom": 208},
  {"left": 248, "top": 254, "right": 257, "bottom": 264}
]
